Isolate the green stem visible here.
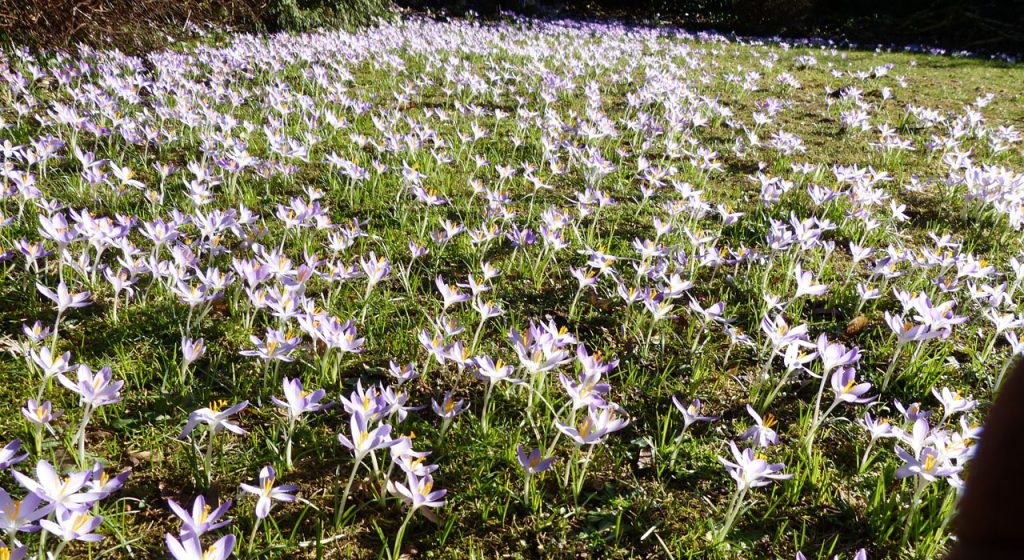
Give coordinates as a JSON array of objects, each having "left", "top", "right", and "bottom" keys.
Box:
[
  {"left": 203, "top": 431, "right": 217, "bottom": 487},
  {"left": 881, "top": 344, "right": 905, "bottom": 392},
  {"left": 471, "top": 318, "right": 486, "bottom": 353},
  {"left": 247, "top": 516, "right": 263, "bottom": 555},
  {"left": 75, "top": 404, "right": 93, "bottom": 467},
  {"left": 901, "top": 477, "right": 929, "bottom": 546},
  {"left": 716, "top": 486, "right": 748, "bottom": 543},
  {"left": 480, "top": 384, "right": 494, "bottom": 435},
  {"left": 285, "top": 416, "right": 296, "bottom": 470},
  {"left": 573, "top": 446, "right": 596, "bottom": 500},
  {"left": 336, "top": 458, "right": 361, "bottom": 527},
  {"left": 50, "top": 539, "right": 68, "bottom": 560},
  {"left": 392, "top": 507, "right": 417, "bottom": 559}
]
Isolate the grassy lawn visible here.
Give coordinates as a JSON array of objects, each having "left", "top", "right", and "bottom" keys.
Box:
[{"left": 0, "top": 15, "right": 1022, "bottom": 560}]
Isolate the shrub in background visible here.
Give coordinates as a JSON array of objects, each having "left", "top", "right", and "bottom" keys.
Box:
[{"left": 0, "top": 0, "right": 394, "bottom": 52}]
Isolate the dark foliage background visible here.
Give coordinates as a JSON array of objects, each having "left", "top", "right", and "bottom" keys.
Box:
[
  {"left": 403, "top": 0, "right": 1024, "bottom": 55},
  {"left": 0, "top": 0, "right": 1019, "bottom": 55},
  {"left": 0, "top": 0, "right": 392, "bottom": 52}
]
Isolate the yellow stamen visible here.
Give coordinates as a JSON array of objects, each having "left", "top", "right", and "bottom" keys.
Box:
[
  {"left": 198, "top": 504, "right": 211, "bottom": 524},
  {"left": 71, "top": 513, "right": 91, "bottom": 533},
  {"left": 579, "top": 417, "right": 593, "bottom": 437}
]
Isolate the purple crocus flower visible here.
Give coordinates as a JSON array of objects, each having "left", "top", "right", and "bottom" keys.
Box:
[
  {"left": 181, "top": 337, "right": 205, "bottom": 366},
  {"left": 168, "top": 495, "right": 233, "bottom": 538},
  {"left": 272, "top": 377, "right": 329, "bottom": 421},
  {"left": 393, "top": 471, "right": 447, "bottom": 515},
  {"left": 672, "top": 397, "right": 718, "bottom": 432},
  {"left": 179, "top": 400, "right": 249, "bottom": 439},
  {"left": 0, "top": 440, "right": 28, "bottom": 469},
  {"left": 12, "top": 460, "right": 96, "bottom": 511},
  {"left": 86, "top": 462, "right": 131, "bottom": 499},
  {"left": 0, "top": 540, "right": 27, "bottom": 560},
  {"left": 815, "top": 334, "right": 860, "bottom": 374},
  {"left": 337, "top": 411, "right": 396, "bottom": 461},
  {"left": 57, "top": 365, "right": 124, "bottom": 407},
  {"left": 894, "top": 446, "right": 961, "bottom": 482},
  {"left": 516, "top": 444, "right": 555, "bottom": 475},
  {"left": 36, "top": 281, "right": 91, "bottom": 313},
  {"left": 719, "top": 441, "right": 793, "bottom": 491},
  {"left": 240, "top": 466, "right": 298, "bottom": 520},
  {"left": 740, "top": 404, "right": 779, "bottom": 448},
  {"left": 793, "top": 264, "right": 828, "bottom": 298},
  {"left": 829, "top": 368, "right": 875, "bottom": 404},
  {"left": 166, "top": 533, "right": 235, "bottom": 560},
  {"left": 39, "top": 509, "right": 103, "bottom": 542},
  {"left": 0, "top": 488, "right": 50, "bottom": 533}
]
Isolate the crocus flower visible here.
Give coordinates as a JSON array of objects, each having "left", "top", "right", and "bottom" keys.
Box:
[
  {"left": 359, "top": 252, "right": 391, "bottom": 293},
  {"left": 168, "top": 495, "right": 233, "bottom": 538},
  {"left": 559, "top": 370, "right": 611, "bottom": 410},
  {"left": 272, "top": 377, "right": 329, "bottom": 421},
  {"left": 337, "top": 412, "right": 395, "bottom": 461},
  {"left": 436, "top": 275, "right": 470, "bottom": 308},
  {"left": 166, "top": 533, "right": 235, "bottom": 560},
  {"left": 740, "top": 404, "right": 779, "bottom": 448},
  {"left": 39, "top": 509, "right": 103, "bottom": 542},
  {"left": 22, "top": 321, "right": 52, "bottom": 343},
  {"left": 0, "top": 540, "right": 27, "bottom": 560},
  {"left": 894, "top": 446, "right": 962, "bottom": 482},
  {"left": 471, "top": 356, "right": 521, "bottom": 387},
  {"left": 894, "top": 400, "right": 933, "bottom": 423},
  {"left": 21, "top": 400, "right": 59, "bottom": 458},
  {"left": 884, "top": 312, "right": 943, "bottom": 346},
  {"left": 472, "top": 297, "right": 504, "bottom": 320},
  {"left": 431, "top": 391, "right": 468, "bottom": 421},
  {"left": 417, "top": 328, "right": 449, "bottom": 371},
  {"left": 830, "top": 368, "right": 875, "bottom": 404},
  {"left": 555, "top": 403, "right": 630, "bottom": 446},
  {"left": 240, "top": 466, "right": 298, "bottom": 520},
  {"left": 57, "top": 365, "right": 124, "bottom": 407},
  {"left": 86, "top": 462, "right": 131, "bottom": 499},
  {"left": 179, "top": 400, "right": 249, "bottom": 439},
  {"left": 0, "top": 488, "right": 50, "bottom": 533},
  {"left": 858, "top": 412, "right": 895, "bottom": 441},
  {"left": 815, "top": 334, "right": 860, "bottom": 374},
  {"left": 239, "top": 328, "right": 300, "bottom": 362},
  {"left": 508, "top": 324, "right": 573, "bottom": 375},
  {"left": 393, "top": 471, "right": 447, "bottom": 514},
  {"left": 181, "top": 337, "right": 205, "bottom": 366},
  {"left": 516, "top": 444, "right": 555, "bottom": 474},
  {"left": 793, "top": 264, "right": 828, "bottom": 298},
  {"left": 719, "top": 441, "right": 793, "bottom": 491},
  {"left": 388, "top": 469, "right": 447, "bottom": 559},
  {"left": 761, "top": 314, "right": 810, "bottom": 351},
  {"left": 29, "top": 348, "right": 74, "bottom": 379},
  {"left": 12, "top": 460, "right": 96, "bottom": 511},
  {"left": 931, "top": 386, "right": 976, "bottom": 423},
  {"left": 671, "top": 397, "right": 718, "bottom": 432},
  {"left": 0, "top": 440, "right": 28, "bottom": 469},
  {"left": 36, "top": 281, "right": 91, "bottom": 313},
  {"left": 387, "top": 361, "right": 419, "bottom": 385},
  {"left": 857, "top": 412, "right": 896, "bottom": 469}
]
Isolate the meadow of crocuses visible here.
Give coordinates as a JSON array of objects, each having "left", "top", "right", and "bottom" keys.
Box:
[{"left": 0, "top": 14, "right": 1022, "bottom": 560}]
